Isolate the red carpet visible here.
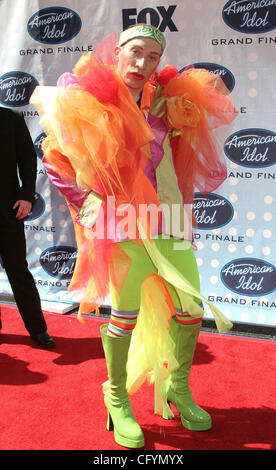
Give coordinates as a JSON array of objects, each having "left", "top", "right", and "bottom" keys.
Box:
[{"left": 0, "top": 304, "right": 275, "bottom": 451}]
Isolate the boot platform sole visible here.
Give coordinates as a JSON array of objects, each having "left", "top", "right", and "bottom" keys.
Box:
[
  {"left": 181, "top": 414, "right": 212, "bottom": 431},
  {"left": 107, "top": 411, "right": 145, "bottom": 449},
  {"left": 165, "top": 399, "right": 212, "bottom": 432}
]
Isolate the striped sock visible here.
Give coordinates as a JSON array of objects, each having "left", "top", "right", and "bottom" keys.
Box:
[
  {"left": 175, "top": 305, "right": 203, "bottom": 326},
  {"left": 107, "top": 308, "right": 139, "bottom": 337}
]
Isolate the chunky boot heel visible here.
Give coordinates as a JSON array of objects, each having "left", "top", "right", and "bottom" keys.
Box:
[{"left": 106, "top": 411, "right": 114, "bottom": 431}]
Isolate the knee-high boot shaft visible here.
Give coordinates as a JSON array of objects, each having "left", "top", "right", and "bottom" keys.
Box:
[
  {"left": 100, "top": 324, "right": 144, "bottom": 448},
  {"left": 165, "top": 317, "right": 212, "bottom": 431}
]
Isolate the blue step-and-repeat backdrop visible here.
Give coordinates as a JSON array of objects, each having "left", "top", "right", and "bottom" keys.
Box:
[{"left": 0, "top": 0, "right": 275, "bottom": 327}]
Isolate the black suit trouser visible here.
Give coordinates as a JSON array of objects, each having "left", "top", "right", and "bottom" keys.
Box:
[{"left": 0, "top": 220, "right": 47, "bottom": 335}]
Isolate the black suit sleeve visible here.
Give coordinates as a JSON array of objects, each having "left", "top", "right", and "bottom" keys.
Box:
[{"left": 15, "top": 112, "right": 37, "bottom": 203}]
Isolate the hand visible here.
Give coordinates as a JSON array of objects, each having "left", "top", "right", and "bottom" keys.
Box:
[
  {"left": 78, "top": 192, "right": 103, "bottom": 228},
  {"left": 13, "top": 200, "right": 32, "bottom": 219}
]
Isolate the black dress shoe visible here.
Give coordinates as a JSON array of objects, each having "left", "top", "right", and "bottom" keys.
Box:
[{"left": 31, "top": 332, "right": 55, "bottom": 349}]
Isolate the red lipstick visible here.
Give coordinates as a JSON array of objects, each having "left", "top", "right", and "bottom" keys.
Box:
[{"left": 130, "top": 72, "right": 144, "bottom": 80}]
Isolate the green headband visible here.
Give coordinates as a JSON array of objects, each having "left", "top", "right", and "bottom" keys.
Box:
[{"left": 119, "top": 25, "right": 166, "bottom": 53}]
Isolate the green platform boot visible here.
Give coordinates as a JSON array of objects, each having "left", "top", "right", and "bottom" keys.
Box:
[
  {"left": 164, "top": 317, "right": 212, "bottom": 431},
  {"left": 100, "top": 325, "right": 145, "bottom": 448}
]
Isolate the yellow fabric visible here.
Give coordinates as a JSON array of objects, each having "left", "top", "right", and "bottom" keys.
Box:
[
  {"left": 127, "top": 274, "right": 177, "bottom": 418},
  {"left": 139, "top": 223, "right": 232, "bottom": 331}
]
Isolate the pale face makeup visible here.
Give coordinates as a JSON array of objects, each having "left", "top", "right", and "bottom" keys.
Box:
[{"left": 115, "top": 37, "right": 162, "bottom": 101}]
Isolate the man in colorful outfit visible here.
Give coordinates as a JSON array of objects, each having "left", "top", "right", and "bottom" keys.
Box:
[{"left": 31, "top": 24, "right": 236, "bottom": 448}]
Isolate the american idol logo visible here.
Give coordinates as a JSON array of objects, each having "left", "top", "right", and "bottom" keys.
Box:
[
  {"left": 40, "top": 245, "right": 77, "bottom": 279},
  {"left": 224, "top": 128, "right": 276, "bottom": 168},
  {"left": 26, "top": 193, "right": 45, "bottom": 221},
  {"left": 180, "top": 63, "right": 235, "bottom": 92},
  {"left": 27, "top": 7, "right": 82, "bottom": 44},
  {"left": 0, "top": 72, "right": 38, "bottom": 107},
  {"left": 34, "top": 132, "right": 46, "bottom": 160},
  {"left": 193, "top": 193, "right": 234, "bottom": 229},
  {"left": 221, "top": 258, "right": 276, "bottom": 296},
  {"left": 222, "top": 0, "right": 276, "bottom": 34}
]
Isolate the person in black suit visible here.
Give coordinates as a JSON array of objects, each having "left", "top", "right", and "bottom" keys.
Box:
[{"left": 0, "top": 107, "right": 55, "bottom": 349}]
